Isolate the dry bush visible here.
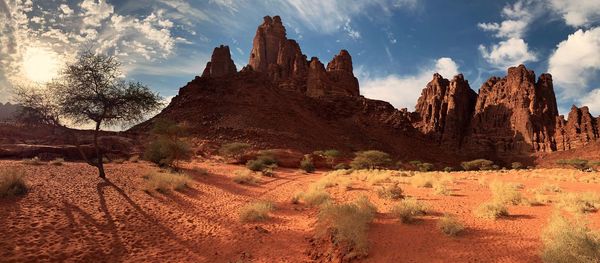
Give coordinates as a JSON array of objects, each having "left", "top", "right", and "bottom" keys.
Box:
[
  {"left": 433, "top": 181, "right": 451, "bottom": 196},
  {"left": 391, "top": 198, "right": 427, "bottom": 223},
  {"left": 377, "top": 182, "right": 404, "bottom": 200},
  {"left": 300, "top": 155, "right": 316, "bottom": 173},
  {"left": 129, "top": 155, "right": 140, "bottom": 163},
  {"left": 489, "top": 180, "right": 522, "bottom": 205},
  {"left": 219, "top": 142, "right": 251, "bottom": 163},
  {"left": 232, "top": 170, "right": 260, "bottom": 185},
  {"left": 143, "top": 171, "right": 191, "bottom": 193},
  {"left": 22, "top": 157, "right": 43, "bottom": 165},
  {"left": 410, "top": 173, "right": 435, "bottom": 188},
  {"left": 239, "top": 201, "right": 274, "bottom": 222},
  {"left": 556, "top": 192, "right": 600, "bottom": 214},
  {"left": 315, "top": 196, "right": 376, "bottom": 260},
  {"left": 49, "top": 158, "right": 64, "bottom": 166},
  {"left": 541, "top": 213, "right": 600, "bottom": 263},
  {"left": 474, "top": 202, "right": 508, "bottom": 219},
  {"left": 437, "top": 214, "right": 465, "bottom": 236},
  {"left": 301, "top": 188, "right": 331, "bottom": 206},
  {"left": 0, "top": 168, "right": 28, "bottom": 198},
  {"left": 461, "top": 159, "right": 494, "bottom": 171}
]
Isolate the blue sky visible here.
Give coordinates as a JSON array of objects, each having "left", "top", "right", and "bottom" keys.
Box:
[{"left": 1, "top": 0, "right": 600, "bottom": 116}]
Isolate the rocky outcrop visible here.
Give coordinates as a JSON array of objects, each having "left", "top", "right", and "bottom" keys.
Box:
[
  {"left": 201, "top": 45, "right": 237, "bottom": 78},
  {"left": 555, "top": 106, "right": 600, "bottom": 150},
  {"left": 325, "top": 50, "right": 359, "bottom": 97},
  {"left": 466, "top": 65, "right": 559, "bottom": 154},
  {"left": 414, "top": 74, "right": 477, "bottom": 148}
]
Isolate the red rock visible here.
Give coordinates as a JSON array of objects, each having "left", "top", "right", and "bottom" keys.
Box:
[
  {"left": 249, "top": 16, "right": 287, "bottom": 73},
  {"left": 201, "top": 45, "right": 237, "bottom": 78},
  {"left": 325, "top": 50, "right": 359, "bottom": 97},
  {"left": 555, "top": 106, "right": 600, "bottom": 150}
]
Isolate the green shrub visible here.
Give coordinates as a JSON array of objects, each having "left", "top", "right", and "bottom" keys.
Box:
[
  {"left": 300, "top": 155, "right": 316, "bottom": 173},
  {"left": 437, "top": 214, "right": 465, "bottom": 236},
  {"left": 315, "top": 197, "right": 376, "bottom": 260},
  {"left": 377, "top": 182, "right": 404, "bottom": 200},
  {"left": 461, "top": 159, "right": 494, "bottom": 171},
  {"left": 541, "top": 213, "right": 600, "bottom": 263},
  {"left": 219, "top": 142, "right": 251, "bottom": 163},
  {"left": 143, "top": 171, "right": 191, "bottom": 193},
  {"left": 349, "top": 150, "right": 392, "bottom": 169},
  {"left": 144, "top": 120, "right": 193, "bottom": 168},
  {"left": 557, "top": 159, "right": 590, "bottom": 170},
  {"left": 474, "top": 202, "right": 508, "bottom": 219},
  {"left": 246, "top": 159, "right": 265, "bottom": 171},
  {"left": 391, "top": 198, "right": 427, "bottom": 223},
  {"left": 511, "top": 162, "right": 524, "bottom": 170},
  {"left": 0, "top": 168, "right": 28, "bottom": 198},
  {"left": 239, "top": 201, "right": 274, "bottom": 222}
]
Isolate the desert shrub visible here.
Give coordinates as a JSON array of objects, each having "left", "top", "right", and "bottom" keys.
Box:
[
  {"left": 417, "top": 163, "right": 434, "bottom": 172},
  {"left": 0, "top": 168, "right": 28, "bottom": 198},
  {"left": 219, "top": 142, "right": 251, "bottom": 163},
  {"left": 315, "top": 197, "right": 376, "bottom": 260},
  {"left": 433, "top": 181, "right": 451, "bottom": 196},
  {"left": 300, "top": 155, "right": 316, "bottom": 173},
  {"left": 144, "top": 137, "right": 193, "bottom": 168},
  {"left": 365, "top": 172, "right": 391, "bottom": 186},
  {"left": 350, "top": 150, "right": 392, "bottom": 169},
  {"left": 232, "top": 170, "right": 260, "bottom": 185},
  {"left": 239, "top": 201, "right": 274, "bottom": 222},
  {"left": 443, "top": 167, "right": 454, "bottom": 172},
  {"left": 129, "top": 155, "right": 140, "bottom": 163},
  {"left": 489, "top": 180, "right": 522, "bottom": 205},
  {"left": 334, "top": 163, "right": 350, "bottom": 170},
  {"left": 410, "top": 173, "right": 435, "bottom": 188},
  {"left": 49, "top": 158, "right": 64, "bottom": 166},
  {"left": 474, "top": 202, "right": 508, "bottom": 219},
  {"left": 22, "top": 157, "right": 43, "bottom": 165},
  {"left": 301, "top": 188, "right": 331, "bottom": 206},
  {"left": 437, "top": 214, "right": 465, "bottom": 236},
  {"left": 246, "top": 159, "right": 265, "bottom": 171},
  {"left": 556, "top": 192, "right": 600, "bottom": 214},
  {"left": 461, "top": 159, "right": 494, "bottom": 171},
  {"left": 143, "top": 171, "right": 191, "bottom": 193},
  {"left": 511, "top": 162, "right": 524, "bottom": 170},
  {"left": 541, "top": 213, "right": 600, "bottom": 263},
  {"left": 316, "top": 149, "right": 341, "bottom": 167},
  {"left": 557, "top": 159, "right": 590, "bottom": 170},
  {"left": 377, "top": 182, "right": 404, "bottom": 200},
  {"left": 391, "top": 198, "right": 427, "bottom": 223}
]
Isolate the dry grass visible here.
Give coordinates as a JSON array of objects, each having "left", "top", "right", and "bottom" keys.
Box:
[
  {"left": 555, "top": 192, "right": 600, "bottom": 214},
  {"left": 541, "top": 213, "right": 600, "bottom": 263},
  {"left": 0, "top": 168, "right": 28, "bottom": 198},
  {"left": 129, "top": 155, "right": 140, "bottom": 163},
  {"left": 433, "top": 181, "right": 451, "bottom": 196},
  {"left": 315, "top": 196, "right": 377, "bottom": 260},
  {"left": 474, "top": 201, "right": 508, "bottom": 219},
  {"left": 232, "top": 170, "right": 260, "bottom": 185},
  {"left": 437, "top": 214, "right": 465, "bottom": 236},
  {"left": 22, "top": 157, "right": 43, "bottom": 165},
  {"left": 391, "top": 198, "right": 427, "bottom": 223},
  {"left": 410, "top": 173, "right": 434, "bottom": 188},
  {"left": 49, "top": 158, "right": 65, "bottom": 166},
  {"left": 300, "top": 188, "right": 331, "bottom": 206},
  {"left": 377, "top": 182, "right": 404, "bottom": 200},
  {"left": 489, "top": 180, "right": 522, "bottom": 205},
  {"left": 143, "top": 171, "right": 191, "bottom": 193},
  {"left": 239, "top": 201, "right": 275, "bottom": 222}
]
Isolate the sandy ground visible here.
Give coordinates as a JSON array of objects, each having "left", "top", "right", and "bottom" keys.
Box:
[{"left": 1, "top": 160, "right": 599, "bottom": 263}]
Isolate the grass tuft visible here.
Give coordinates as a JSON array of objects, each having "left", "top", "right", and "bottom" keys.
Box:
[
  {"left": 143, "top": 171, "right": 191, "bottom": 193},
  {"left": 49, "top": 158, "right": 65, "bottom": 166},
  {"left": 474, "top": 201, "right": 508, "bottom": 219},
  {"left": 541, "top": 213, "right": 600, "bottom": 263},
  {"left": 232, "top": 170, "right": 260, "bottom": 185},
  {"left": 391, "top": 198, "right": 427, "bottom": 223},
  {"left": 0, "top": 168, "right": 28, "bottom": 198},
  {"left": 239, "top": 201, "right": 275, "bottom": 222},
  {"left": 437, "top": 214, "right": 465, "bottom": 236}
]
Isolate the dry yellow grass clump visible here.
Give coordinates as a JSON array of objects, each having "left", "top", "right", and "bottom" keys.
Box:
[
  {"left": 541, "top": 213, "right": 600, "bottom": 263},
  {"left": 377, "top": 182, "right": 404, "bottom": 200},
  {"left": 555, "top": 192, "right": 600, "bottom": 214},
  {"left": 391, "top": 198, "right": 427, "bottom": 224},
  {"left": 143, "top": 171, "right": 191, "bottom": 193},
  {"left": 49, "top": 158, "right": 65, "bottom": 166},
  {"left": 232, "top": 170, "right": 260, "bottom": 185},
  {"left": 0, "top": 168, "right": 28, "bottom": 198},
  {"left": 489, "top": 180, "right": 523, "bottom": 205},
  {"left": 239, "top": 201, "right": 275, "bottom": 222},
  {"left": 474, "top": 202, "right": 508, "bottom": 219},
  {"left": 437, "top": 214, "right": 465, "bottom": 236}
]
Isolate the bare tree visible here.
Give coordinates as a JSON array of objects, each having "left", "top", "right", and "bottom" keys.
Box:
[{"left": 15, "top": 51, "right": 162, "bottom": 179}]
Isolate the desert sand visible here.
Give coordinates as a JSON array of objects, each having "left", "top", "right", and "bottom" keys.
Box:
[{"left": 1, "top": 159, "right": 599, "bottom": 262}]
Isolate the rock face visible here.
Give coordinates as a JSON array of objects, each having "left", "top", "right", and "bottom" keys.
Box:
[
  {"left": 555, "top": 106, "right": 600, "bottom": 150},
  {"left": 201, "top": 45, "right": 237, "bottom": 78},
  {"left": 414, "top": 74, "right": 477, "bottom": 148}
]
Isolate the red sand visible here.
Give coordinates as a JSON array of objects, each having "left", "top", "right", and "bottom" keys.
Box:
[{"left": 1, "top": 160, "right": 599, "bottom": 262}]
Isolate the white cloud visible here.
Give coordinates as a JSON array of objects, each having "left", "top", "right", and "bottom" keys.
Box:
[
  {"left": 579, "top": 89, "right": 600, "bottom": 116},
  {"left": 81, "top": 0, "right": 114, "bottom": 26},
  {"left": 358, "top": 57, "right": 460, "bottom": 110},
  {"left": 479, "top": 38, "right": 537, "bottom": 69},
  {"left": 548, "top": 27, "right": 600, "bottom": 100},
  {"left": 342, "top": 19, "right": 361, "bottom": 40},
  {"left": 547, "top": 0, "right": 600, "bottom": 27},
  {"left": 59, "top": 4, "right": 74, "bottom": 15}
]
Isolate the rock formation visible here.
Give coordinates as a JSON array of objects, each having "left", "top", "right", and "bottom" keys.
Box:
[
  {"left": 201, "top": 45, "right": 237, "bottom": 78},
  {"left": 555, "top": 106, "right": 600, "bottom": 150},
  {"left": 414, "top": 74, "right": 477, "bottom": 148}
]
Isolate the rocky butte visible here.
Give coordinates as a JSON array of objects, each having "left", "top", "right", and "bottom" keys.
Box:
[{"left": 140, "top": 15, "right": 599, "bottom": 165}]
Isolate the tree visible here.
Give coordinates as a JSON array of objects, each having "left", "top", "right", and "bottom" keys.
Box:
[
  {"left": 14, "top": 51, "right": 162, "bottom": 179},
  {"left": 144, "top": 119, "right": 193, "bottom": 169},
  {"left": 349, "top": 150, "right": 392, "bottom": 169}
]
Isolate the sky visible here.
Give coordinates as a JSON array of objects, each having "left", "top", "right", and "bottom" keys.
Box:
[{"left": 1, "top": 0, "right": 600, "bottom": 116}]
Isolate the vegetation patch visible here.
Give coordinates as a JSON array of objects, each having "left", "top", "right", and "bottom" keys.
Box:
[
  {"left": 410, "top": 173, "right": 435, "bottom": 188},
  {"left": 391, "top": 198, "right": 428, "bottom": 223},
  {"left": 300, "top": 155, "right": 316, "bottom": 173},
  {"left": 461, "top": 159, "right": 494, "bottom": 171},
  {"left": 474, "top": 201, "right": 508, "bottom": 219},
  {"left": 239, "top": 201, "right": 275, "bottom": 222},
  {"left": 219, "top": 142, "right": 251, "bottom": 163},
  {"left": 557, "top": 159, "right": 590, "bottom": 170},
  {"left": 144, "top": 120, "right": 193, "bottom": 169},
  {"left": 49, "top": 158, "right": 64, "bottom": 166},
  {"left": 349, "top": 150, "right": 392, "bottom": 169},
  {"left": 437, "top": 214, "right": 465, "bottom": 236},
  {"left": 556, "top": 192, "right": 600, "bottom": 214},
  {"left": 143, "top": 171, "right": 191, "bottom": 193},
  {"left": 377, "top": 182, "right": 404, "bottom": 200},
  {"left": 0, "top": 168, "right": 28, "bottom": 198},
  {"left": 232, "top": 170, "right": 260, "bottom": 185},
  {"left": 541, "top": 213, "right": 600, "bottom": 263},
  {"left": 22, "top": 157, "right": 43, "bottom": 165},
  {"left": 489, "top": 180, "right": 523, "bottom": 205}
]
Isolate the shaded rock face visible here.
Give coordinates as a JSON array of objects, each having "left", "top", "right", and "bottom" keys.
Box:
[
  {"left": 414, "top": 74, "right": 477, "bottom": 148},
  {"left": 201, "top": 45, "right": 237, "bottom": 78},
  {"left": 555, "top": 106, "right": 600, "bottom": 150}
]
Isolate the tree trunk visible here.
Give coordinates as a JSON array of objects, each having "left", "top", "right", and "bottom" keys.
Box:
[{"left": 94, "top": 121, "right": 106, "bottom": 179}]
